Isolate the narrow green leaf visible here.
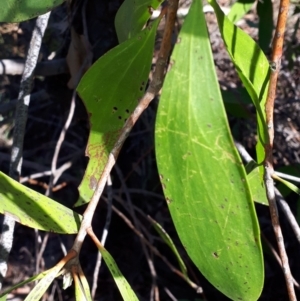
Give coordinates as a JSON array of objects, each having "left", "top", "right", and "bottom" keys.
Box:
[
  {"left": 275, "top": 165, "right": 300, "bottom": 197},
  {"left": 74, "top": 274, "right": 88, "bottom": 301},
  {"left": 257, "top": 0, "right": 273, "bottom": 53},
  {"left": 76, "top": 19, "right": 160, "bottom": 206},
  {"left": 115, "top": 0, "right": 161, "bottom": 43},
  {"left": 0, "top": 172, "right": 82, "bottom": 234},
  {"left": 149, "top": 216, "right": 188, "bottom": 276},
  {"left": 24, "top": 266, "right": 61, "bottom": 301},
  {"left": 273, "top": 174, "right": 300, "bottom": 195},
  {"left": 79, "top": 272, "right": 92, "bottom": 301},
  {"left": 208, "top": 0, "right": 270, "bottom": 166},
  {"left": 1, "top": 0, "right": 64, "bottom": 22},
  {"left": 98, "top": 245, "right": 139, "bottom": 301},
  {"left": 0, "top": 270, "right": 48, "bottom": 299},
  {"left": 155, "top": 0, "right": 263, "bottom": 300},
  {"left": 227, "top": 0, "right": 255, "bottom": 24}
]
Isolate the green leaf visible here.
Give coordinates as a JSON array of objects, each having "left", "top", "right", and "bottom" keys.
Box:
[
  {"left": 24, "top": 265, "right": 61, "bottom": 301},
  {"left": 0, "top": 171, "right": 82, "bottom": 234},
  {"left": 74, "top": 279, "right": 87, "bottom": 301},
  {"left": 0, "top": 0, "right": 64, "bottom": 22},
  {"left": 76, "top": 19, "right": 160, "bottom": 207},
  {"left": 208, "top": 0, "right": 270, "bottom": 166},
  {"left": 275, "top": 165, "right": 300, "bottom": 197},
  {"left": 247, "top": 167, "right": 268, "bottom": 205},
  {"left": 227, "top": 0, "right": 255, "bottom": 24},
  {"left": 97, "top": 244, "right": 139, "bottom": 301},
  {"left": 155, "top": 0, "right": 263, "bottom": 300},
  {"left": 273, "top": 173, "right": 300, "bottom": 195},
  {"left": 0, "top": 270, "right": 49, "bottom": 299},
  {"left": 115, "top": 0, "right": 161, "bottom": 43},
  {"left": 78, "top": 271, "right": 92, "bottom": 301},
  {"left": 257, "top": 0, "right": 273, "bottom": 53},
  {"left": 149, "top": 216, "right": 188, "bottom": 276}
]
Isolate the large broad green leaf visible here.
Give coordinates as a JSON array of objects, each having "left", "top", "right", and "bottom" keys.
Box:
[
  {"left": 1, "top": 0, "right": 64, "bottom": 22},
  {"left": 155, "top": 0, "right": 263, "bottom": 300},
  {"left": 76, "top": 18, "right": 160, "bottom": 207},
  {"left": 0, "top": 171, "right": 82, "bottom": 234},
  {"left": 115, "top": 0, "right": 161, "bottom": 43},
  {"left": 208, "top": 0, "right": 269, "bottom": 167}
]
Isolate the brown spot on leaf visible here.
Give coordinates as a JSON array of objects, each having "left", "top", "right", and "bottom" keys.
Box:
[
  {"left": 212, "top": 252, "right": 219, "bottom": 258},
  {"left": 89, "top": 176, "right": 97, "bottom": 190}
]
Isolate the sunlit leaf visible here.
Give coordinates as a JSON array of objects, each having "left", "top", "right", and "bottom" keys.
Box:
[
  {"left": 227, "top": 0, "right": 255, "bottom": 23},
  {"left": 0, "top": 171, "right": 82, "bottom": 234},
  {"left": 115, "top": 0, "right": 161, "bottom": 43},
  {"left": 155, "top": 0, "right": 263, "bottom": 300},
  {"left": 24, "top": 265, "right": 61, "bottom": 301},
  {"left": 0, "top": 270, "right": 48, "bottom": 299},
  {"left": 208, "top": 0, "right": 270, "bottom": 168},
  {"left": 273, "top": 173, "right": 300, "bottom": 195},
  {"left": 76, "top": 18, "right": 160, "bottom": 206},
  {"left": 78, "top": 271, "right": 92, "bottom": 301},
  {"left": 97, "top": 244, "right": 139, "bottom": 301},
  {"left": 74, "top": 273, "right": 88, "bottom": 301},
  {"left": 247, "top": 167, "right": 268, "bottom": 205},
  {"left": 1, "top": 0, "right": 64, "bottom": 22}
]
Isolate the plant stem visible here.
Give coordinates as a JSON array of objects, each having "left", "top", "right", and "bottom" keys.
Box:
[
  {"left": 264, "top": 1, "right": 296, "bottom": 300},
  {"left": 71, "top": 0, "right": 179, "bottom": 255},
  {"left": 0, "top": 12, "right": 50, "bottom": 290}
]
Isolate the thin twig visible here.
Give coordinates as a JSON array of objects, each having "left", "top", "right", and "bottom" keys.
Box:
[
  {"left": 115, "top": 164, "right": 159, "bottom": 298},
  {"left": 274, "top": 171, "right": 300, "bottom": 183},
  {"left": 264, "top": 0, "right": 295, "bottom": 299},
  {"left": 261, "top": 233, "right": 300, "bottom": 289},
  {"left": 275, "top": 188, "right": 300, "bottom": 244},
  {"left": 0, "top": 58, "right": 68, "bottom": 76},
  {"left": 235, "top": 141, "right": 300, "bottom": 247},
  {"left": 46, "top": 0, "right": 92, "bottom": 196},
  {"left": 0, "top": 90, "right": 49, "bottom": 114},
  {"left": 91, "top": 175, "right": 113, "bottom": 298},
  {"left": 0, "top": 12, "right": 51, "bottom": 290},
  {"left": 71, "top": 0, "right": 178, "bottom": 255},
  {"left": 103, "top": 197, "right": 202, "bottom": 293},
  {"left": 45, "top": 93, "right": 76, "bottom": 196}
]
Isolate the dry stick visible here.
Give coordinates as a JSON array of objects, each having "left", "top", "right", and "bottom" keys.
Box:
[
  {"left": 103, "top": 197, "right": 202, "bottom": 293},
  {"left": 275, "top": 188, "right": 300, "bottom": 245},
  {"left": 115, "top": 164, "right": 159, "bottom": 294},
  {"left": 111, "top": 193, "right": 203, "bottom": 293},
  {"left": 91, "top": 175, "right": 113, "bottom": 299},
  {"left": 264, "top": 1, "right": 296, "bottom": 300},
  {"left": 71, "top": 0, "right": 179, "bottom": 255},
  {"left": 0, "top": 58, "right": 68, "bottom": 76},
  {"left": 261, "top": 233, "right": 300, "bottom": 289},
  {"left": 0, "top": 12, "right": 51, "bottom": 290},
  {"left": 45, "top": 93, "right": 76, "bottom": 196}
]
